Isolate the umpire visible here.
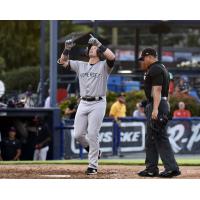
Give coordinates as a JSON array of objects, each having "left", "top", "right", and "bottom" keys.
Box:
[{"left": 137, "top": 48, "right": 181, "bottom": 178}]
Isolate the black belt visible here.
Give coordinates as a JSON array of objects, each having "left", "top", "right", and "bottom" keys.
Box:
[{"left": 81, "top": 97, "right": 103, "bottom": 101}]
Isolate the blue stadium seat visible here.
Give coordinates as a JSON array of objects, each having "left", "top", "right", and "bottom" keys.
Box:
[
  {"left": 123, "top": 81, "right": 141, "bottom": 92},
  {"left": 108, "top": 75, "right": 124, "bottom": 85}
]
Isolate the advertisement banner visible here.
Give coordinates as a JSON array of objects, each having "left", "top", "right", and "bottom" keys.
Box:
[
  {"left": 167, "top": 119, "right": 200, "bottom": 154},
  {"left": 62, "top": 118, "right": 200, "bottom": 158}
]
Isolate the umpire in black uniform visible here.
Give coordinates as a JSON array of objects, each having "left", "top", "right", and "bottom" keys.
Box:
[{"left": 137, "top": 48, "right": 181, "bottom": 178}]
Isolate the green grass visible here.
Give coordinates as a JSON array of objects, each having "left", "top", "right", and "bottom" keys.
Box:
[{"left": 0, "top": 158, "right": 200, "bottom": 166}]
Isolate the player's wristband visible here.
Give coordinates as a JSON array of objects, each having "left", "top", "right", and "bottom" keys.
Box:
[
  {"left": 62, "top": 49, "right": 69, "bottom": 56},
  {"left": 98, "top": 45, "right": 107, "bottom": 53}
]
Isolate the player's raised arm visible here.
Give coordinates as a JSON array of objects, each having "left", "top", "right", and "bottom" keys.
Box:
[
  {"left": 57, "top": 39, "right": 75, "bottom": 68},
  {"left": 88, "top": 34, "right": 115, "bottom": 62}
]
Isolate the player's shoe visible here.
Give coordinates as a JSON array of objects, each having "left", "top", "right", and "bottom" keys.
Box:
[
  {"left": 159, "top": 169, "right": 181, "bottom": 178},
  {"left": 138, "top": 169, "right": 159, "bottom": 177},
  {"left": 85, "top": 167, "right": 98, "bottom": 175}
]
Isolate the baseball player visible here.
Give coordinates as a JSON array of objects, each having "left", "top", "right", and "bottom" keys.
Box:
[
  {"left": 58, "top": 35, "right": 115, "bottom": 175},
  {"left": 27, "top": 116, "right": 51, "bottom": 161}
]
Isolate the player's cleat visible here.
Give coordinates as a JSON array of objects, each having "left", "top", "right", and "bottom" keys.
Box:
[
  {"left": 159, "top": 169, "right": 181, "bottom": 178},
  {"left": 85, "top": 167, "right": 97, "bottom": 175},
  {"left": 98, "top": 150, "right": 102, "bottom": 160},
  {"left": 138, "top": 169, "right": 159, "bottom": 177}
]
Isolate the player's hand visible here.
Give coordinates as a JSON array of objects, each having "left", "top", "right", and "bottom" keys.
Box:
[
  {"left": 65, "top": 39, "right": 75, "bottom": 50},
  {"left": 88, "top": 34, "right": 102, "bottom": 47},
  {"left": 151, "top": 109, "right": 158, "bottom": 120}
]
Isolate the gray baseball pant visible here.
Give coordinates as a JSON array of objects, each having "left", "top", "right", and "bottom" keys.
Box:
[{"left": 74, "top": 99, "right": 106, "bottom": 169}]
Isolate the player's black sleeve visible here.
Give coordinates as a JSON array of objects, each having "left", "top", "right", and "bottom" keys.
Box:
[
  {"left": 150, "top": 66, "right": 163, "bottom": 86},
  {"left": 106, "top": 59, "right": 115, "bottom": 68}
]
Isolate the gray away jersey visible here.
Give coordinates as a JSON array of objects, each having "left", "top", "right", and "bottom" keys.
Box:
[{"left": 69, "top": 60, "right": 112, "bottom": 97}]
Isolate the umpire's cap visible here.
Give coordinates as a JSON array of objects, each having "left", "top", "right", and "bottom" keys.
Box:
[{"left": 138, "top": 48, "right": 157, "bottom": 61}]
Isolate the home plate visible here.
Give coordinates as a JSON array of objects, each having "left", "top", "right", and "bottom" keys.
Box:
[{"left": 41, "top": 175, "right": 71, "bottom": 178}]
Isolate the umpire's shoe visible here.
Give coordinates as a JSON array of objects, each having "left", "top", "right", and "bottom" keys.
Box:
[
  {"left": 85, "top": 167, "right": 98, "bottom": 175},
  {"left": 159, "top": 169, "right": 181, "bottom": 178},
  {"left": 138, "top": 169, "right": 159, "bottom": 177}
]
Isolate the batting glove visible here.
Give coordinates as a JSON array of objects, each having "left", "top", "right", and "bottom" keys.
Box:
[
  {"left": 88, "top": 35, "right": 102, "bottom": 47},
  {"left": 65, "top": 39, "right": 76, "bottom": 50}
]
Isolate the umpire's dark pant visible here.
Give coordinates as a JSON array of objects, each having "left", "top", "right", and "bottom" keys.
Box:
[{"left": 145, "top": 99, "right": 179, "bottom": 172}]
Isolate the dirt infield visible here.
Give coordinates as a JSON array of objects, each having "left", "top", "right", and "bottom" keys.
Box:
[{"left": 0, "top": 164, "right": 199, "bottom": 179}]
